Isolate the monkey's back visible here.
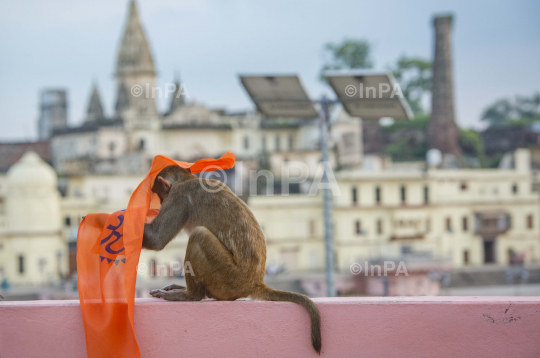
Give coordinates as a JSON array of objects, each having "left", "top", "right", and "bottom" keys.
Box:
[{"left": 174, "top": 179, "right": 266, "bottom": 274}]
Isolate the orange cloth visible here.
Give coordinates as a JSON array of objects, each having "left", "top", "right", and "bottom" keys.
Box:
[{"left": 77, "top": 153, "right": 235, "bottom": 357}]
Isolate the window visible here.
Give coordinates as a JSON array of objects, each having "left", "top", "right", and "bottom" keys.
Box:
[
  {"left": 400, "top": 186, "right": 406, "bottom": 205},
  {"left": 402, "top": 246, "right": 412, "bottom": 255},
  {"left": 463, "top": 250, "right": 469, "bottom": 265},
  {"left": 243, "top": 136, "right": 249, "bottom": 149},
  {"left": 376, "top": 219, "right": 383, "bottom": 234},
  {"left": 352, "top": 187, "right": 358, "bottom": 205},
  {"left": 138, "top": 139, "right": 145, "bottom": 150},
  {"left": 65, "top": 217, "right": 71, "bottom": 226},
  {"left": 18, "top": 255, "right": 24, "bottom": 274},
  {"left": 460, "top": 182, "right": 468, "bottom": 191},
  {"left": 462, "top": 216, "right": 468, "bottom": 232},
  {"left": 426, "top": 218, "right": 431, "bottom": 233},
  {"left": 512, "top": 184, "right": 518, "bottom": 194},
  {"left": 262, "top": 136, "right": 267, "bottom": 151},
  {"left": 527, "top": 214, "right": 534, "bottom": 229},
  {"left": 375, "top": 187, "right": 381, "bottom": 205},
  {"left": 446, "top": 217, "right": 453, "bottom": 233},
  {"left": 275, "top": 135, "right": 281, "bottom": 152},
  {"left": 109, "top": 142, "right": 116, "bottom": 154},
  {"left": 423, "top": 186, "right": 429, "bottom": 204},
  {"left": 309, "top": 220, "right": 316, "bottom": 236},
  {"left": 288, "top": 134, "right": 294, "bottom": 151},
  {"left": 355, "top": 220, "right": 362, "bottom": 235}
]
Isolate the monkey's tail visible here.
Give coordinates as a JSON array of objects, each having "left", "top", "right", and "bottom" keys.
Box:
[{"left": 252, "top": 284, "right": 321, "bottom": 354}]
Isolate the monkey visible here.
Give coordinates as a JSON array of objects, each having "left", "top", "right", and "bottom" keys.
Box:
[{"left": 143, "top": 165, "right": 322, "bottom": 354}]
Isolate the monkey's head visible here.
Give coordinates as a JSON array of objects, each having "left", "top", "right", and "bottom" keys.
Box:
[{"left": 152, "top": 165, "right": 194, "bottom": 203}]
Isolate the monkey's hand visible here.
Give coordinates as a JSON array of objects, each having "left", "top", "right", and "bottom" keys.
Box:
[
  {"left": 150, "top": 284, "right": 186, "bottom": 297},
  {"left": 150, "top": 288, "right": 188, "bottom": 301}
]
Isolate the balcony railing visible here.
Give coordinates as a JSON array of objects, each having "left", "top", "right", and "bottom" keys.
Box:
[{"left": 474, "top": 212, "right": 510, "bottom": 236}]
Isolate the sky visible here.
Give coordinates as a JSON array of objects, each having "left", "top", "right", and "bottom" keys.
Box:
[{"left": 0, "top": 0, "right": 539, "bottom": 140}]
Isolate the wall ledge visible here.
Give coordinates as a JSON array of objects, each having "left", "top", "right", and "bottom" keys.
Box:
[{"left": 1, "top": 297, "right": 540, "bottom": 357}]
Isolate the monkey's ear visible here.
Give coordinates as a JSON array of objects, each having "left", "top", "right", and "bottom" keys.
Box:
[{"left": 157, "top": 176, "right": 172, "bottom": 192}]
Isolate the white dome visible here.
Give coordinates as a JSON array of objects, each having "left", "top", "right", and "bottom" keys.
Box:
[
  {"left": 6, "top": 151, "right": 61, "bottom": 232},
  {"left": 7, "top": 151, "right": 57, "bottom": 190}
]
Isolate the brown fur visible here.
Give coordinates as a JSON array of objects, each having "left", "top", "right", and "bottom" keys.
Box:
[{"left": 143, "top": 165, "right": 322, "bottom": 354}]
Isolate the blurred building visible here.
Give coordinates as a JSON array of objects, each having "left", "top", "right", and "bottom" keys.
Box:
[
  {"left": 0, "top": 141, "right": 51, "bottom": 173},
  {"left": 0, "top": 147, "right": 538, "bottom": 287},
  {"left": 0, "top": 152, "right": 67, "bottom": 285},
  {"left": 250, "top": 149, "right": 540, "bottom": 272},
  {"left": 359, "top": 258, "right": 452, "bottom": 296},
  {"left": 47, "top": 0, "right": 362, "bottom": 179},
  {"left": 37, "top": 89, "right": 68, "bottom": 141}
]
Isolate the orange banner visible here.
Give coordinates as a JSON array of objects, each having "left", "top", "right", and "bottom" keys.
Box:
[{"left": 77, "top": 153, "right": 235, "bottom": 357}]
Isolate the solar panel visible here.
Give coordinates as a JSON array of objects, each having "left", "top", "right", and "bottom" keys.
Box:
[
  {"left": 325, "top": 70, "right": 413, "bottom": 120},
  {"left": 239, "top": 75, "right": 318, "bottom": 118}
]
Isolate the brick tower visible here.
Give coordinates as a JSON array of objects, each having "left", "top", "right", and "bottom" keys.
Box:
[{"left": 428, "top": 15, "right": 461, "bottom": 157}]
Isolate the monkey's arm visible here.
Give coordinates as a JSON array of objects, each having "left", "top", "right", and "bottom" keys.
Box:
[{"left": 143, "top": 192, "right": 189, "bottom": 251}]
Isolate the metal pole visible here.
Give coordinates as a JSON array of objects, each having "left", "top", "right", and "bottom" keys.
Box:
[{"left": 319, "top": 96, "right": 336, "bottom": 297}]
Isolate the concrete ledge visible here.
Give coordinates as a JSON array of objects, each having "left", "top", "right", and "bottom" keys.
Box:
[{"left": 1, "top": 297, "right": 540, "bottom": 357}]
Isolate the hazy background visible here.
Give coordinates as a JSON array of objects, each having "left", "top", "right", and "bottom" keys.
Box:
[{"left": 0, "top": 0, "right": 539, "bottom": 139}]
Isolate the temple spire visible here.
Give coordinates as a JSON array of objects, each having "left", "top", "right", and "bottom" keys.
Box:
[
  {"left": 114, "top": 0, "right": 159, "bottom": 125},
  {"left": 86, "top": 82, "right": 105, "bottom": 122},
  {"left": 116, "top": 0, "right": 155, "bottom": 76}
]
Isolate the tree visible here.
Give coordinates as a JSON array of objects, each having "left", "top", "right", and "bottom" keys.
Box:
[
  {"left": 319, "top": 38, "right": 373, "bottom": 81},
  {"left": 515, "top": 93, "right": 540, "bottom": 119},
  {"left": 481, "top": 93, "right": 540, "bottom": 127},
  {"left": 382, "top": 115, "right": 429, "bottom": 162},
  {"left": 390, "top": 55, "right": 432, "bottom": 115},
  {"left": 481, "top": 98, "right": 514, "bottom": 127},
  {"left": 459, "top": 129, "right": 485, "bottom": 163}
]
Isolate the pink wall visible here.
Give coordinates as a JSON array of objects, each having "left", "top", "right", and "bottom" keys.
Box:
[{"left": 1, "top": 297, "right": 540, "bottom": 357}]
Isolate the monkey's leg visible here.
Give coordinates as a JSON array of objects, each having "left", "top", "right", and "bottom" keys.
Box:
[
  {"left": 184, "top": 226, "right": 248, "bottom": 301},
  {"left": 149, "top": 227, "right": 223, "bottom": 301},
  {"left": 151, "top": 226, "right": 241, "bottom": 301}
]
